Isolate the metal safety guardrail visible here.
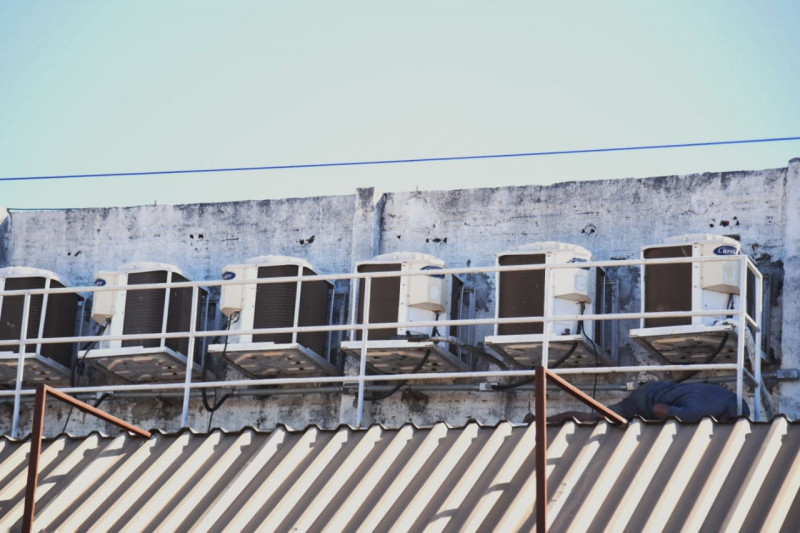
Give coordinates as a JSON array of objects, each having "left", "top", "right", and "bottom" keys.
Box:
[{"left": 1, "top": 254, "right": 764, "bottom": 436}]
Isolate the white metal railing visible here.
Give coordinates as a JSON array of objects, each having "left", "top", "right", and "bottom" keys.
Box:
[{"left": 0, "top": 254, "right": 764, "bottom": 436}]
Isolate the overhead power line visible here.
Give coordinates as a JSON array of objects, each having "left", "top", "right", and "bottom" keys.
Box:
[{"left": 1, "top": 136, "right": 799, "bottom": 183}]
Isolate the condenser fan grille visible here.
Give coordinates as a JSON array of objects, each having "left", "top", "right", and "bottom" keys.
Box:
[
  {"left": 253, "top": 265, "right": 329, "bottom": 357},
  {"left": 497, "top": 254, "right": 546, "bottom": 335}
]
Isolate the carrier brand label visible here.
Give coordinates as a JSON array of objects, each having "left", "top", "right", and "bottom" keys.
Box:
[
  {"left": 222, "top": 271, "right": 236, "bottom": 280},
  {"left": 713, "top": 245, "right": 739, "bottom": 256},
  {"left": 421, "top": 265, "right": 445, "bottom": 279},
  {"left": 94, "top": 278, "right": 107, "bottom": 286}
]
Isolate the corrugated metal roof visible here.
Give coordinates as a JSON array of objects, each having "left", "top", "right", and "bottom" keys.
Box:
[{"left": 2, "top": 419, "right": 800, "bottom": 532}]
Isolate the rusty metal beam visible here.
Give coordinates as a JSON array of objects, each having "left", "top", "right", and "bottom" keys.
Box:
[
  {"left": 533, "top": 366, "right": 628, "bottom": 532},
  {"left": 535, "top": 365, "right": 548, "bottom": 532},
  {"left": 544, "top": 368, "right": 627, "bottom": 425},
  {"left": 43, "top": 386, "right": 151, "bottom": 437},
  {"left": 22, "top": 384, "right": 151, "bottom": 533},
  {"left": 22, "top": 385, "right": 47, "bottom": 533}
]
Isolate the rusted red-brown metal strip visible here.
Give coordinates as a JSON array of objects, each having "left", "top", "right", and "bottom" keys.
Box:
[
  {"left": 534, "top": 366, "right": 627, "bottom": 532},
  {"left": 22, "top": 385, "right": 48, "bottom": 533},
  {"left": 22, "top": 384, "right": 151, "bottom": 533},
  {"left": 544, "top": 368, "right": 628, "bottom": 425},
  {"left": 535, "top": 365, "right": 548, "bottom": 532},
  {"left": 44, "top": 386, "right": 152, "bottom": 437}
]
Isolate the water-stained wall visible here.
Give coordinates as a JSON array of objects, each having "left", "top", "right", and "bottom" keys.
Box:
[{"left": 1, "top": 160, "right": 797, "bottom": 435}]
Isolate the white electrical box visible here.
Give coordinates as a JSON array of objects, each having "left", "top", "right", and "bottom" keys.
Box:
[
  {"left": 697, "top": 239, "right": 742, "bottom": 293},
  {"left": 91, "top": 271, "right": 121, "bottom": 324},
  {"left": 553, "top": 262, "right": 592, "bottom": 302},
  {"left": 542, "top": 243, "right": 592, "bottom": 303},
  {"left": 405, "top": 264, "right": 447, "bottom": 312},
  {"left": 219, "top": 265, "right": 251, "bottom": 318}
]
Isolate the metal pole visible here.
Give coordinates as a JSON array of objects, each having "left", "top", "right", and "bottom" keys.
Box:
[
  {"left": 181, "top": 285, "right": 199, "bottom": 428},
  {"left": 753, "top": 261, "right": 764, "bottom": 420},
  {"left": 348, "top": 276, "right": 358, "bottom": 342},
  {"left": 535, "top": 366, "right": 547, "bottom": 532},
  {"left": 326, "top": 285, "right": 335, "bottom": 364},
  {"left": 35, "top": 278, "right": 50, "bottom": 356},
  {"left": 541, "top": 265, "right": 551, "bottom": 368},
  {"left": 160, "top": 270, "right": 173, "bottom": 349},
  {"left": 493, "top": 257, "right": 500, "bottom": 336},
  {"left": 11, "top": 293, "right": 32, "bottom": 439},
  {"left": 639, "top": 250, "right": 646, "bottom": 329},
  {"left": 292, "top": 264, "right": 303, "bottom": 345},
  {"left": 23, "top": 384, "right": 150, "bottom": 532},
  {"left": 22, "top": 384, "right": 47, "bottom": 533},
  {"left": 736, "top": 256, "right": 746, "bottom": 416},
  {"left": 356, "top": 277, "right": 372, "bottom": 428},
  {"left": 44, "top": 385, "right": 151, "bottom": 436}
]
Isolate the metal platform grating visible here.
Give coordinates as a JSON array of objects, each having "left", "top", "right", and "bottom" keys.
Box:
[
  {"left": 484, "top": 334, "right": 615, "bottom": 369},
  {"left": 630, "top": 324, "right": 740, "bottom": 365},
  {"left": 340, "top": 340, "right": 470, "bottom": 374},
  {"left": 0, "top": 352, "right": 71, "bottom": 387},
  {"left": 208, "top": 342, "right": 339, "bottom": 378},
  {"left": 80, "top": 346, "right": 206, "bottom": 383}
]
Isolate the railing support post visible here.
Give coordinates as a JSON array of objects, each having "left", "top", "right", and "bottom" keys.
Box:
[
  {"left": 535, "top": 365, "right": 547, "bottom": 532},
  {"left": 356, "top": 277, "right": 372, "bottom": 428},
  {"left": 22, "top": 385, "right": 47, "bottom": 533}
]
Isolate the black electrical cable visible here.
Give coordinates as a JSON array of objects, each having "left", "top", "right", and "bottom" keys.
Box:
[
  {"left": 549, "top": 342, "right": 581, "bottom": 370},
  {"left": 364, "top": 314, "right": 440, "bottom": 401},
  {"left": 466, "top": 342, "right": 513, "bottom": 369},
  {"left": 653, "top": 294, "right": 735, "bottom": 383},
  {"left": 494, "top": 302, "right": 586, "bottom": 391},
  {"left": 364, "top": 348, "right": 433, "bottom": 401},
  {"left": 491, "top": 370, "right": 536, "bottom": 391},
  {"left": 3, "top": 136, "right": 798, "bottom": 185},
  {"left": 201, "top": 314, "right": 235, "bottom": 414},
  {"left": 93, "top": 393, "right": 111, "bottom": 409},
  {"left": 646, "top": 336, "right": 731, "bottom": 383},
  {"left": 578, "top": 309, "right": 602, "bottom": 399},
  {"left": 391, "top": 332, "right": 501, "bottom": 365},
  {"left": 70, "top": 318, "right": 110, "bottom": 387},
  {"left": 491, "top": 339, "right": 581, "bottom": 391},
  {"left": 676, "top": 332, "right": 730, "bottom": 383},
  {"left": 62, "top": 318, "right": 110, "bottom": 434}
]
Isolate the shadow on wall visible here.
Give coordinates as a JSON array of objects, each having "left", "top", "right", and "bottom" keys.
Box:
[
  {"left": 0, "top": 209, "right": 10, "bottom": 266},
  {"left": 753, "top": 252, "right": 784, "bottom": 362}
]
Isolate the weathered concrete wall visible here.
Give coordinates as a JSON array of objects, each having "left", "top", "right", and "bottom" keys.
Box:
[
  {"left": 0, "top": 162, "right": 796, "bottom": 435},
  {"left": 780, "top": 158, "right": 800, "bottom": 414},
  {"left": 0, "top": 208, "right": 9, "bottom": 267},
  {"left": 2, "top": 195, "right": 355, "bottom": 286},
  {"left": 379, "top": 169, "right": 788, "bottom": 364}
]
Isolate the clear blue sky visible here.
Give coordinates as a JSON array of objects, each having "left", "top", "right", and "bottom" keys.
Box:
[{"left": 1, "top": 1, "right": 799, "bottom": 209}]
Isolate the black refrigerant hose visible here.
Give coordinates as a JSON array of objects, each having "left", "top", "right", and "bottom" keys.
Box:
[
  {"left": 201, "top": 314, "right": 235, "bottom": 413},
  {"left": 364, "top": 315, "right": 441, "bottom": 401},
  {"left": 63, "top": 318, "right": 110, "bottom": 433}
]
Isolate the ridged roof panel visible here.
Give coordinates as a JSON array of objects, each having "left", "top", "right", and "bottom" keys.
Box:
[{"left": 2, "top": 419, "right": 799, "bottom": 531}]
